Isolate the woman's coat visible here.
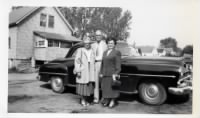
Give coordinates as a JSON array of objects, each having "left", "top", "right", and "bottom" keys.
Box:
[
  {"left": 74, "top": 48, "right": 95, "bottom": 84},
  {"left": 100, "top": 49, "right": 121, "bottom": 76}
]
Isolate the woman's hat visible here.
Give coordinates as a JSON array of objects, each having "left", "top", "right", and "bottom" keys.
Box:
[{"left": 83, "top": 36, "right": 92, "bottom": 44}]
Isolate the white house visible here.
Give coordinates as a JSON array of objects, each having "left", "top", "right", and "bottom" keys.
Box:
[{"left": 9, "top": 7, "right": 81, "bottom": 69}]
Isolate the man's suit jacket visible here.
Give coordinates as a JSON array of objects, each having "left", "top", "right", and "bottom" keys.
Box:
[{"left": 100, "top": 49, "right": 121, "bottom": 76}]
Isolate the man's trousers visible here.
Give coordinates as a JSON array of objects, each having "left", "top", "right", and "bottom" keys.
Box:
[{"left": 94, "top": 61, "right": 101, "bottom": 102}]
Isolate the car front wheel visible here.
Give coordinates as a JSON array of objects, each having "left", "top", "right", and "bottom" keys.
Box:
[
  {"left": 50, "top": 76, "right": 65, "bottom": 93},
  {"left": 139, "top": 81, "right": 167, "bottom": 105}
]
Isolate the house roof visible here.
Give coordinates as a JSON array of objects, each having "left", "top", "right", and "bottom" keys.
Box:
[
  {"left": 157, "top": 48, "right": 164, "bottom": 53},
  {"left": 157, "top": 48, "right": 173, "bottom": 53},
  {"left": 9, "top": 7, "right": 40, "bottom": 27},
  {"left": 116, "top": 41, "right": 129, "bottom": 47},
  {"left": 34, "top": 31, "right": 81, "bottom": 42},
  {"left": 136, "top": 46, "right": 154, "bottom": 53},
  {"left": 9, "top": 7, "right": 74, "bottom": 33}
]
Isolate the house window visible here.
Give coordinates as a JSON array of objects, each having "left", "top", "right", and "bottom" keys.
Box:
[
  {"left": 60, "top": 42, "right": 72, "bottom": 48},
  {"left": 48, "top": 40, "right": 53, "bottom": 47},
  {"left": 48, "top": 40, "right": 59, "bottom": 47},
  {"left": 35, "top": 40, "right": 45, "bottom": 47},
  {"left": 54, "top": 40, "right": 59, "bottom": 47},
  {"left": 38, "top": 41, "right": 45, "bottom": 46},
  {"left": 48, "top": 15, "right": 54, "bottom": 28},
  {"left": 9, "top": 37, "right": 11, "bottom": 49},
  {"left": 40, "top": 13, "right": 47, "bottom": 27}
]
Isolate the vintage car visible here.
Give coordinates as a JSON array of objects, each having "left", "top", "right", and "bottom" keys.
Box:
[{"left": 37, "top": 42, "right": 192, "bottom": 105}]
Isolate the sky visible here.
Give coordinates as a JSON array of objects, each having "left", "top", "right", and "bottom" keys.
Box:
[
  {"left": 122, "top": 0, "right": 199, "bottom": 48},
  {"left": 5, "top": 0, "right": 199, "bottom": 49}
]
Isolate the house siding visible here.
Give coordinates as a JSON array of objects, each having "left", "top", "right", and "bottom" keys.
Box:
[
  {"left": 34, "top": 47, "right": 69, "bottom": 61},
  {"left": 9, "top": 27, "right": 18, "bottom": 59},
  {"left": 8, "top": 27, "right": 18, "bottom": 68}
]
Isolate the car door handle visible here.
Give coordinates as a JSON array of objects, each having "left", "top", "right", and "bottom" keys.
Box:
[{"left": 120, "top": 75, "right": 129, "bottom": 77}]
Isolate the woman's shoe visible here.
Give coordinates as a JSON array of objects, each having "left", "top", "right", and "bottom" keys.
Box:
[
  {"left": 85, "top": 102, "right": 90, "bottom": 106},
  {"left": 102, "top": 102, "right": 109, "bottom": 107},
  {"left": 80, "top": 99, "right": 86, "bottom": 106},
  {"left": 108, "top": 100, "right": 116, "bottom": 108},
  {"left": 101, "top": 98, "right": 109, "bottom": 107}
]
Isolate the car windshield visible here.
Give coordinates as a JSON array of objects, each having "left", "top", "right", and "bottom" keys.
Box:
[
  {"left": 65, "top": 43, "right": 83, "bottom": 58},
  {"left": 71, "top": 49, "right": 78, "bottom": 58},
  {"left": 66, "top": 41, "right": 140, "bottom": 58},
  {"left": 116, "top": 42, "right": 141, "bottom": 57}
]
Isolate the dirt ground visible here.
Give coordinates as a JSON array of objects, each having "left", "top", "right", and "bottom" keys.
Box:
[{"left": 8, "top": 73, "right": 192, "bottom": 113}]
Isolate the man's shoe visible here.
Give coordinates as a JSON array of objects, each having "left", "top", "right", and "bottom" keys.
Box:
[{"left": 93, "top": 99, "right": 99, "bottom": 104}]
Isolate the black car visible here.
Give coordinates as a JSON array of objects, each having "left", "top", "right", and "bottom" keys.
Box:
[{"left": 37, "top": 42, "right": 192, "bottom": 105}]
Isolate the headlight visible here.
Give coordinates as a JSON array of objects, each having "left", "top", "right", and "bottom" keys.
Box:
[
  {"left": 189, "top": 65, "right": 192, "bottom": 71},
  {"left": 178, "top": 67, "right": 184, "bottom": 76}
]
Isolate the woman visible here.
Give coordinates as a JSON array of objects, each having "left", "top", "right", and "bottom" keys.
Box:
[
  {"left": 74, "top": 37, "right": 95, "bottom": 106},
  {"left": 100, "top": 37, "right": 121, "bottom": 108}
]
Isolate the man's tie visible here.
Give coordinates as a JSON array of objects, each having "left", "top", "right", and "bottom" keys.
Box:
[{"left": 96, "top": 43, "right": 100, "bottom": 57}]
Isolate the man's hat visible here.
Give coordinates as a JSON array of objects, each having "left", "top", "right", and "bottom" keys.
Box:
[{"left": 83, "top": 36, "right": 92, "bottom": 44}]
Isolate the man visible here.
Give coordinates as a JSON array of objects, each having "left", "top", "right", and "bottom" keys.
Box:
[{"left": 92, "top": 30, "right": 107, "bottom": 103}]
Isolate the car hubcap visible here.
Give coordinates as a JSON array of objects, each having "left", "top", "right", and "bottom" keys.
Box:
[
  {"left": 145, "top": 84, "right": 159, "bottom": 98},
  {"left": 52, "top": 79, "right": 63, "bottom": 91}
]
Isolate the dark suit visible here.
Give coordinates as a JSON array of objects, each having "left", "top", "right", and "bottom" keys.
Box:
[{"left": 100, "top": 49, "right": 121, "bottom": 98}]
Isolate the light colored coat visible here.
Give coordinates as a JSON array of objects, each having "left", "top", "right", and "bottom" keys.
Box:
[
  {"left": 74, "top": 48, "right": 95, "bottom": 84},
  {"left": 91, "top": 40, "right": 107, "bottom": 61}
]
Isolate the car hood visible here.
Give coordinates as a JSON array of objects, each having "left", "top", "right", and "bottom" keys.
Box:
[
  {"left": 122, "top": 56, "right": 184, "bottom": 66},
  {"left": 39, "top": 57, "right": 74, "bottom": 73},
  {"left": 48, "top": 57, "right": 74, "bottom": 64}
]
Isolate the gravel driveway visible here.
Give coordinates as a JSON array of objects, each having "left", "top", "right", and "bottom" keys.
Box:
[{"left": 8, "top": 73, "right": 192, "bottom": 113}]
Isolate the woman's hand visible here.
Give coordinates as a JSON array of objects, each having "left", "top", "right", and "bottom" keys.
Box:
[
  {"left": 112, "top": 74, "right": 116, "bottom": 81},
  {"left": 77, "top": 72, "right": 81, "bottom": 78},
  {"left": 112, "top": 74, "right": 120, "bottom": 81}
]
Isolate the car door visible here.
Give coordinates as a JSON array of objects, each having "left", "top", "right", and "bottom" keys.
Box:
[
  {"left": 115, "top": 43, "right": 140, "bottom": 93},
  {"left": 66, "top": 47, "right": 80, "bottom": 86},
  {"left": 117, "top": 58, "right": 139, "bottom": 93}
]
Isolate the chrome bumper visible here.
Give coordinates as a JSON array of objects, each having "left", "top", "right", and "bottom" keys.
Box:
[
  {"left": 168, "top": 75, "right": 192, "bottom": 95},
  {"left": 168, "top": 86, "right": 192, "bottom": 95}
]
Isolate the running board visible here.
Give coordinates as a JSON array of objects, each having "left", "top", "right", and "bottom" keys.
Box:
[
  {"left": 118, "top": 90, "right": 138, "bottom": 94},
  {"left": 66, "top": 83, "right": 76, "bottom": 87}
]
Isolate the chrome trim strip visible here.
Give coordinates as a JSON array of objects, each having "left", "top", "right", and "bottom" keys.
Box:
[
  {"left": 123, "top": 62, "right": 180, "bottom": 68},
  {"left": 118, "top": 90, "right": 138, "bottom": 94},
  {"left": 120, "top": 75, "right": 129, "bottom": 77},
  {"left": 120, "top": 73, "right": 176, "bottom": 78},
  {"left": 39, "top": 72, "right": 68, "bottom": 75}
]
